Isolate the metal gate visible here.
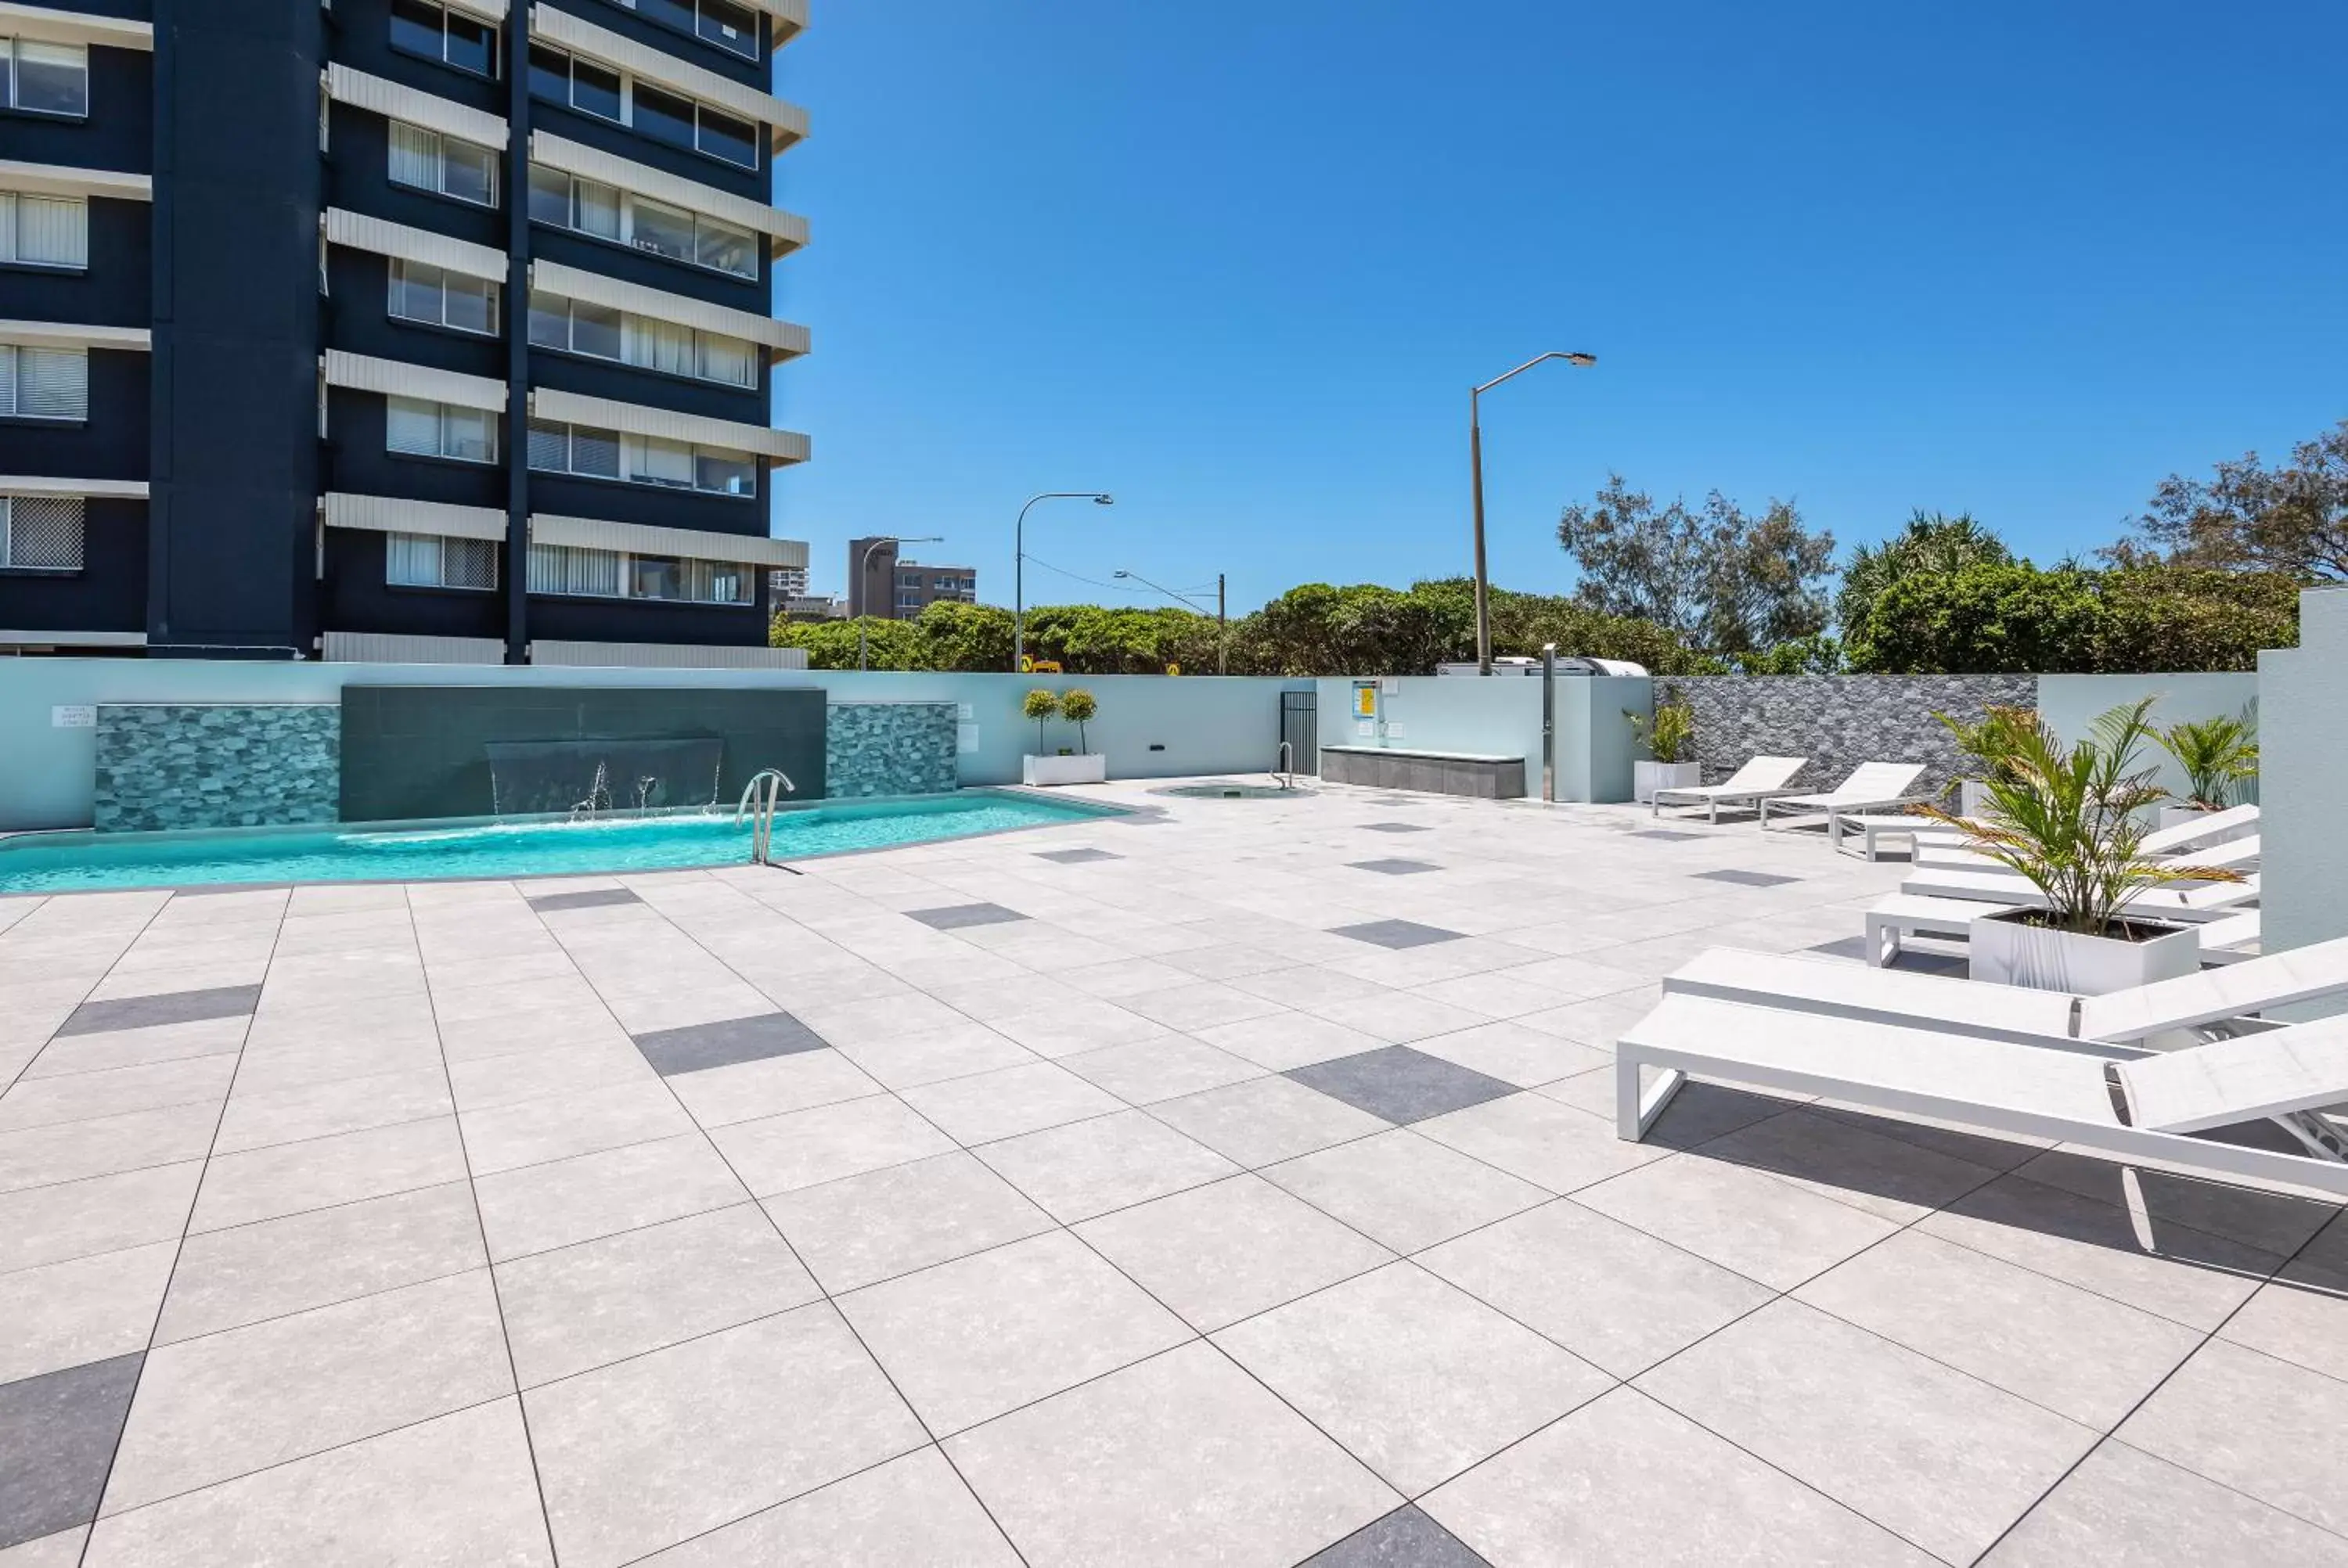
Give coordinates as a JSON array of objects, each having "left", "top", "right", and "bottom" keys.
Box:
[{"left": 1279, "top": 689, "right": 1317, "bottom": 775}]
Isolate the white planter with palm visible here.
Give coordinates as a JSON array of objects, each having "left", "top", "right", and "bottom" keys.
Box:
[
  {"left": 1928, "top": 698, "right": 2244, "bottom": 996},
  {"left": 1626, "top": 699, "right": 1700, "bottom": 805},
  {"left": 2155, "top": 705, "right": 2258, "bottom": 836}
]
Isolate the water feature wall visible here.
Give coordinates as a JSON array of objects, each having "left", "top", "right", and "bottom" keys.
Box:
[{"left": 483, "top": 738, "right": 728, "bottom": 817}]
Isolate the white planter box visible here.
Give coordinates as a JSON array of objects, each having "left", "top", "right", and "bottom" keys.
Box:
[
  {"left": 2156, "top": 804, "right": 2205, "bottom": 831},
  {"left": 1634, "top": 760, "right": 1702, "bottom": 805},
  {"left": 1958, "top": 779, "right": 1994, "bottom": 819},
  {"left": 1968, "top": 908, "right": 2199, "bottom": 995},
  {"left": 1021, "top": 753, "right": 1107, "bottom": 786}
]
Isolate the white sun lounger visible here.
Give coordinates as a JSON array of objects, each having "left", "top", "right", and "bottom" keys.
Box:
[
  {"left": 1757, "top": 762, "right": 1930, "bottom": 832},
  {"left": 1862, "top": 896, "right": 2262, "bottom": 968},
  {"left": 1616, "top": 994, "right": 2348, "bottom": 1194},
  {"left": 1899, "top": 869, "right": 2259, "bottom": 922},
  {"left": 1918, "top": 833, "right": 2260, "bottom": 878},
  {"left": 1664, "top": 935, "right": 2348, "bottom": 1049},
  {"left": 2141, "top": 802, "right": 2260, "bottom": 856},
  {"left": 1650, "top": 756, "right": 1809, "bottom": 822}
]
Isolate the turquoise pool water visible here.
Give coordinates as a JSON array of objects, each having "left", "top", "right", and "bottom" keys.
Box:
[{"left": 0, "top": 792, "right": 1118, "bottom": 894}]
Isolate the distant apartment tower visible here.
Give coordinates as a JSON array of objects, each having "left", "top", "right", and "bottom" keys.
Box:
[
  {"left": 0, "top": 0, "right": 812, "bottom": 661},
  {"left": 766, "top": 560, "right": 808, "bottom": 600},
  {"left": 845, "top": 537, "right": 974, "bottom": 620}
]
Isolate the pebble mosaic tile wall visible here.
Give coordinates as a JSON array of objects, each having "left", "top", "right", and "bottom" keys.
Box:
[
  {"left": 94, "top": 704, "right": 341, "bottom": 833},
  {"left": 1662, "top": 674, "right": 2038, "bottom": 800},
  {"left": 826, "top": 701, "right": 959, "bottom": 797}
]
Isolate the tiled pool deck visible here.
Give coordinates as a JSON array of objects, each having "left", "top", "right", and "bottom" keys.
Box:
[{"left": 2, "top": 782, "right": 2343, "bottom": 1566}]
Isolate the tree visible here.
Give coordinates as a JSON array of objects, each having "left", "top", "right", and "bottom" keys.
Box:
[
  {"left": 915, "top": 601, "right": 1014, "bottom": 672},
  {"left": 1837, "top": 511, "right": 2013, "bottom": 636},
  {"left": 2114, "top": 420, "right": 2347, "bottom": 581},
  {"left": 1557, "top": 474, "right": 1835, "bottom": 653},
  {"left": 769, "top": 616, "right": 928, "bottom": 670}
]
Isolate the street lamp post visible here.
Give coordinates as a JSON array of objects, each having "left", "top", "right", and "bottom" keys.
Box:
[
  {"left": 1112, "top": 567, "right": 1226, "bottom": 674},
  {"left": 1014, "top": 492, "right": 1115, "bottom": 672},
  {"left": 1470, "top": 351, "right": 1597, "bottom": 675},
  {"left": 858, "top": 534, "right": 942, "bottom": 671}
]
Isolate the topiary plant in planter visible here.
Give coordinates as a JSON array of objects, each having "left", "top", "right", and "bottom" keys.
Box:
[
  {"left": 1019, "top": 687, "right": 1107, "bottom": 786},
  {"left": 1060, "top": 689, "right": 1098, "bottom": 753}
]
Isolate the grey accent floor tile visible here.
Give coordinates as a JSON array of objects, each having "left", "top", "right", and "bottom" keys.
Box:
[
  {"left": 1359, "top": 822, "right": 1431, "bottom": 834},
  {"left": 1633, "top": 829, "right": 1705, "bottom": 841},
  {"left": 157, "top": 1181, "right": 484, "bottom": 1345},
  {"left": 763, "top": 1151, "right": 1055, "bottom": 1293},
  {"left": 1982, "top": 1439, "right": 2348, "bottom": 1566},
  {"left": 57, "top": 986, "right": 260, "bottom": 1038},
  {"left": 0, "top": 1351, "right": 143, "bottom": 1552},
  {"left": 1423, "top": 1386, "right": 1937, "bottom": 1567},
  {"left": 81, "top": 1397, "right": 553, "bottom": 1568},
  {"left": 1635, "top": 1299, "right": 2096, "bottom": 1565},
  {"left": 102, "top": 1270, "right": 513, "bottom": 1516},
  {"left": 1345, "top": 859, "right": 1439, "bottom": 876},
  {"left": 0, "top": 1162, "right": 201, "bottom": 1275},
  {"left": 0, "top": 1242, "right": 177, "bottom": 1384},
  {"left": 526, "top": 887, "right": 641, "bottom": 912},
  {"left": 907, "top": 903, "right": 1028, "bottom": 931},
  {"left": 187, "top": 1117, "right": 469, "bottom": 1235},
  {"left": 973, "top": 1110, "right": 1241, "bottom": 1223},
  {"left": 837, "top": 1230, "right": 1191, "bottom": 1434},
  {"left": 524, "top": 1304, "right": 926, "bottom": 1568},
  {"left": 1074, "top": 1174, "right": 1394, "bottom": 1332},
  {"left": 1034, "top": 848, "right": 1121, "bottom": 864},
  {"left": 1420, "top": 1199, "right": 1773, "bottom": 1378},
  {"left": 1329, "top": 919, "right": 1463, "bottom": 950},
  {"left": 632, "top": 1011, "right": 830, "bottom": 1076},
  {"left": 1301, "top": 1505, "right": 1488, "bottom": 1567},
  {"left": 638, "top": 1446, "right": 1020, "bottom": 1567},
  {"left": 2116, "top": 1339, "right": 2348, "bottom": 1536},
  {"left": 474, "top": 1131, "right": 750, "bottom": 1262},
  {"left": 944, "top": 1340, "right": 1397, "bottom": 1568},
  {"left": 1215, "top": 1263, "right": 1612, "bottom": 1494},
  {"left": 1286, "top": 1046, "right": 1515, "bottom": 1125},
  {"left": 1151, "top": 1075, "right": 1388, "bottom": 1168},
  {"left": 496, "top": 1203, "right": 819, "bottom": 1386},
  {"left": 1693, "top": 868, "right": 1800, "bottom": 887},
  {"left": 1265, "top": 1130, "right": 1550, "bottom": 1254}
]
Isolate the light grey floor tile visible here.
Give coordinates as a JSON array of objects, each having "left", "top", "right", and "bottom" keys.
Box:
[
  {"left": 2116, "top": 1338, "right": 2348, "bottom": 1536},
  {"left": 664, "top": 1048, "right": 883, "bottom": 1127},
  {"left": 1193, "top": 1011, "right": 1389, "bottom": 1072},
  {"left": 1263, "top": 1128, "right": 1547, "bottom": 1253},
  {"left": 82, "top": 1397, "right": 553, "bottom": 1568},
  {"left": 973, "top": 1109, "right": 1240, "bottom": 1222},
  {"left": 945, "top": 1340, "right": 1397, "bottom": 1568},
  {"left": 524, "top": 1303, "right": 924, "bottom": 1568},
  {"left": 1982, "top": 1438, "right": 2348, "bottom": 1566},
  {"left": 0, "top": 1527, "right": 88, "bottom": 1566},
  {"left": 830, "top": 1021, "right": 1038, "bottom": 1090},
  {"left": 211, "top": 1066, "right": 452, "bottom": 1156},
  {"left": 0, "top": 1103, "right": 218, "bottom": 1197},
  {"left": 0, "top": 1056, "right": 235, "bottom": 1134},
  {"left": 0, "top": 1162, "right": 200, "bottom": 1276},
  {"left": 837, "top": 1230, "right": 1191, "bottom": 1434},
  {"left": 1075, "top": 1174, "right": 1394, "bottom": 1332},
  {"left": 1572, "top": 1152, "right": 1900, "bottom": 1289},
  {"left": 1413, "top": 1091, "right": 1669, "bottom": 1196},
  {"left": 157, "top": 1180, "right": 482, "bottom": 1344},
  {"left": 23, "top": 1017, "right": 249, "bottom": 1081},
  {"left": 1406, "top": 1022, "right": 1608, "bottom": 1089},
  {"left": 0, "top": 1241, "right": 177, "bottom": 1384},
  {"left": 1541, "top": 1070, "right": 1800, "bottom": 1149},
  {"left": 1286, "top": 1047, "right": 1515, "bottom": 1125},
  {"left": 764, "top": 1151, "right": 1054, "bottom": 1293},
  {"left": 187, "top": 1116, "right": 468, "bottom": 1235},
  {"left": 1298, "top": 1505, "right": 1489, "bottom": 1568},
  {"left": 1215, "top": 1262, "right": 1612, "bottom": 1494},
  {"left": 1795, "top": 1229, "right": 2204, "bottom": 1429},
  {"left": 710, "top": 1095, "right": 956, "bottom": 1196},
  {"left": 225, "top": 1034, "right": 443, "bottom": 1099},
  {"left": 1699, "top": 1106, "right": 2002, "bottom": 1222},
  {"left": 447, "top": 1041, "right": 658, "bottom": 1113},
  {"left": 103, "top": 1269, "right": 513, "bottom": 1515},
  {"left": 496, "top": 1203, "right": 818, "bottom": 1386},
  {"left": 899, "top": 1061, "right": 1124, "bottom": 1145},
  {"left": 2220, "top": 1211, "right": 2348, "bottom": 1382},
  {"left": 1061, "top": 1036, "right": 1263, "bottom": 1106},
  {"left": 1304, "top": 991, "right": 1493, "bottom": 1046},
  {"left": 2007, "top": 1149, "right": 2340, "bottom": 1258},
  {"left": 474, "top": 1131, "right": 749, "bottom": 1262},
  {"left": 987, "top": 1000, "right": 1175, "bottom": 1059},
  {"left": 638, "top": 1446, "right": 1020, "bottom": 1566},
  {"left": 0, "top": 1351, "right": 143, "bottom": 1553},
  {"left": 1151, "top": 1074, "right": 1386, "bottom": 1167},
  {"left": 1119, "top": 981, "right": 1287, "bottom": 1033},
  {"left": 459, "top": 1080, "right": 693, "bottom": 1175},
  {"left": 1424, "top": 1386, "right": 1936, "bottom": 1568},
  {"left": 1636, "top": 1299, "right": 2097, "bottom": 1565},
  {"left": 1419, "top": 1197, "right": 1774, "bottom": 1379}
]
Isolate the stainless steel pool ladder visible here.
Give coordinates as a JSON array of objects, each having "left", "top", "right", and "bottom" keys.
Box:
[
  {"left": 734, "top": 769, "right": 797, "bottom": 865},
  {"left": 1273, "top": 742, "right": 1296, "bottom": 790}
]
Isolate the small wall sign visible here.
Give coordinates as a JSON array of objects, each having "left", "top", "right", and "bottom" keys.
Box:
[{"left": 51, "top": 705, "right": 96, "bottom": 728}]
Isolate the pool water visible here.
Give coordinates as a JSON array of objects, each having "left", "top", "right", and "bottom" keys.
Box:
[{"left": 0, "top": 792, "right": 1120, "bottom": 894}]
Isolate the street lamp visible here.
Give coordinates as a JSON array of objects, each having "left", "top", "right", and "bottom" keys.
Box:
[
  {"left": 1014, "top": 492, "right": 1114, "bottom": 671},
  {"left": 858, "top": 534, "right": 942, "bottom": 671},
  {"left": 1470, "top": 351, "right": 1596, "bottom": 675},
  {"left": 1115, "top": 568, "right": 1227, "bottom": 674}
]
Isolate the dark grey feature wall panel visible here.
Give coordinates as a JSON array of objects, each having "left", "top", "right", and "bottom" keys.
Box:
[
  {"left": 340, "top": 686, "right": 828, "bottom": 822},
  {"left": 1665, "top": 674, "right": 2038, "bottom": 799}
]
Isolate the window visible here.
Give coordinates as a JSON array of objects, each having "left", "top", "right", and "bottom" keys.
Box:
[
  {"left": 524, "top": 42, "right": 758, "bottom": 169},
  {"left": 388, "top": 121, "right": 499, "bottom": 207},
  {"left": 388, "top": 260, "right": 499, "bottom": 334},
  {"left": 527, "top": 167, "right": 758, "bottom": 279},
  {"left": 0, "top": 346, "right": 88, "bottom": 420},
  {"left": 386, "top": 395, "right": 499, "bottom": 462},
  {"left": 387, "top": 530, "right": 499, "bottom": 589},
  {"left": 528, "top": 540, "right": 751, "bottom": 602},
  {"left": 1, "top": 38, "right": 89, "bottom": 118},
  {"left": 390, "top": 0, "right": 499, "bottom": 77},
  {"left": 619, "top": 0, "right": 760, "bottom": 61},
  {"left": 530, "top": 44, "right": 621, "bottom": 123},
  {"left": 528, "top": 290, "right": 758, "bottom": 388},
  {"left": 528, "top": 417, "right": 756, "bottom": 497},
  {"left": 0, "top": 192, "right": 87, "bottom": 269},
  {"left": 0, "top": 494, "right": 84, "bottom": 570}
]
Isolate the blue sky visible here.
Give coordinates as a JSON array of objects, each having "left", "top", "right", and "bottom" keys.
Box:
[{"left": 766, "top": 2, "right": 2346, "bottom": 614}]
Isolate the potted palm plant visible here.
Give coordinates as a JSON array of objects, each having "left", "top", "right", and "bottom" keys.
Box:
[
  {"left": 1626, "top": 699, "right": 1699, "bottom": 805},
  {"left": 1923, "top": 698, "right": 2242, "bottom": 994},
  {"left": 1020, "top": 687, "right": 1107, "bottom": 786},
  {"left": 2155, "top": 704, "right": 2257, "bottom": 832},
  {"left": 1937, "top": 704, "right": 2036, "bottom": 819}
]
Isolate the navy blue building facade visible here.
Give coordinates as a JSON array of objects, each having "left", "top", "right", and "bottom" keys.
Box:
[{"left": 1, "top": 0, "right": 808, "bottom": 659}]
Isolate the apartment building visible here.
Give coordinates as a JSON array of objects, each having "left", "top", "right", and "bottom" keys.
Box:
[
  {"left": 0, "top": 0, "right": 810, "bottom": 660},
  {"left": 845, "top": 534, "right": 975, "bottom": 620}
]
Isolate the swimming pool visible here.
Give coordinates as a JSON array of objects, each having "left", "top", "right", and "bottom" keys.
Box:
[{"left": 0, "top": 791, "right": 1122, "bottom": 894}]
